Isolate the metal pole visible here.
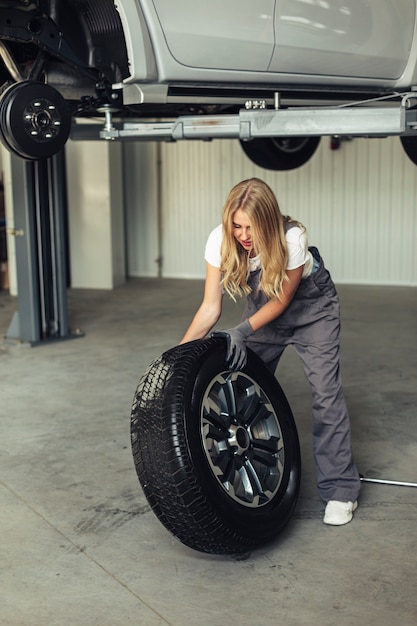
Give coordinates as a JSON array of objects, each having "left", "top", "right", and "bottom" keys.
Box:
[
  {"left": 6, "top": 150, "right": 72, "bottom": 344},
  {"left": 6, "top": 155, "right": 41, "bottom": 343},
  {"left": 360, "top": 474, "right": 417, "bottom": 488},
  {"left": 48, "top": 150, "right": 69, "bottom": 338}
]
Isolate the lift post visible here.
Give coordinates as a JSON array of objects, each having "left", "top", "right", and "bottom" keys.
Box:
[{"left": 6, "top": 151, "right": 74, "bottom": 344}]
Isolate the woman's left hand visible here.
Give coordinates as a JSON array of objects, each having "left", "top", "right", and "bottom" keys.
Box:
[{"left": 211, "top": 319, "right": 253, "bottom": 370}]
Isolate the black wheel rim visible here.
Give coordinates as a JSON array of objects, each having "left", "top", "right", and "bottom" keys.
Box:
[
  {"left": 240, "top": 136, "right": 320, "bottom": 170},
  {"left": 21, "top": 96, "right": 63, "bottom": 144},
  {"left": 271, "top": 136, "right": 310, "bottom": 154},
  {"left": 200, "top": 370, "right": 285, "bottom": 508},
  {"left": 0, "top": 81, "right": 71, "bottom": 159}
]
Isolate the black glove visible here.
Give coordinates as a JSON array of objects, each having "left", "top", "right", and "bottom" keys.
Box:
[{"left": 211, "top": 319, "right": 253, "bottom": 370}]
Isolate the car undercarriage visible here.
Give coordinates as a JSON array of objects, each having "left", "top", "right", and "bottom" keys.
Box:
[{"left": 2, "top": 0, "right": 417, "bottom": 168}]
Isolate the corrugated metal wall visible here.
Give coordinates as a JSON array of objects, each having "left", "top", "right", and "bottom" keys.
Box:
[
  {"left": 124, "top": 143, "right": 160, "bottom": 278},
  {"left": 125, "top": 135, "right": 417, "bottom": 285}
]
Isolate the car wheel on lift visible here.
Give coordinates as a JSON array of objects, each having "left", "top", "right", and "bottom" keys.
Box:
[
  {"left": 400, "top": 135, "right": 417, "bottom": 166},
  {"left": 0, "top": 81, "right": 71, "bottom": 160},
  {"left": 240, "top": 136, "right": 321, "bottom": 170},
  {"left": 130, "top": 337, "right": 301, "bottom": 555}
]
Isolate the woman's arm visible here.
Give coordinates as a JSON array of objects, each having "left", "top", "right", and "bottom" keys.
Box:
[
  {"left": 248, "top": 266, "right": 304, "bottom": 331},
  {"left": 179, "top": 262, "right": 223, "bottom": 343},
  {"left": 211, "top": 265, "right": 305, "bottom": 370}
]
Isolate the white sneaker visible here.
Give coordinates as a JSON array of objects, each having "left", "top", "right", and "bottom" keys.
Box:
[{"left": 323, "top": 500, "right": 358, "bottom": 526}]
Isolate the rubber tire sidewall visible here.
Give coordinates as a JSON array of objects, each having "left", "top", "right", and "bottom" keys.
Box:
[
  {"left": 400, "top": 135, "right": 417, "bottom": 166},
  {"left": 178, "top": 340, "right": 301, "bottom": 543},
  {"left": 240, "top": 136, "right": 321, "bottom": 170}
]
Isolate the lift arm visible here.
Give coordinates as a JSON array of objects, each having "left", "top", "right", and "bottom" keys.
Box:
[{"left": 71, "top": 93, "right": 417, "bottom": 143}]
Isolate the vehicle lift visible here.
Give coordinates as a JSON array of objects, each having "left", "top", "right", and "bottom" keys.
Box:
[
  {"left": 70, "top": 91, "right": 417, "bottom": 146},
  {"left": 4, "top": 151, "right": 77, "bottom": 345}
]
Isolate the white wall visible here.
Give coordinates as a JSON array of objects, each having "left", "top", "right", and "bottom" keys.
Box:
[
  {"left": 127, "top": 135, "right": 417, "bottom": 286},
  {"left": 66, "top": 140, "right": 125, "bottom": 289},
  {"left": 0, "top": 148, "right": 17, "bottom": 296},
  {"left": 3, "top": 133, "right": 417, "bottom": 293}
]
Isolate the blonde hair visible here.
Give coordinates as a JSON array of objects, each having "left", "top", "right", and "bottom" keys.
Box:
[{"left": 220, "top": 178, "right": 304, "bottom": 301}]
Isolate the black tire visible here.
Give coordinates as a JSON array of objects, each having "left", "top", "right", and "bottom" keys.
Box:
[
  {"left": 400, "top": 135, "right": 417, "bottom": 166},
  {"left": 240, "top": 136, "right": 321, "bottom": 170},
  {"left": 130, "top": 337, "right": 301, "bottom": 555},
  {"left": 0, "top": 81, "right": 71, "bottom": 160}
]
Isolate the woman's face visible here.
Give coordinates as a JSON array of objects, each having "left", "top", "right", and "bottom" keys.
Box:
[{"left": 232, "top": 208, "right": 254, "bottom": 254}]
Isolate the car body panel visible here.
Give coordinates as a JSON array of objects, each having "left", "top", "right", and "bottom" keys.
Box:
[
  {"left": 114, "top": 0, "right": 157, "bottom": 81},
  {"left": 117, "top": 0, "right": 417, "bottom": 93},
  {"left": 150, "top": 0, "right": 275, "bottom": 72},
  {"left": 271, "top": 0, "right": 416, "bottom": 81}
]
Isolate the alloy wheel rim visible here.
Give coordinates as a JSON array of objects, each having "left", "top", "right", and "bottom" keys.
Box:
[{"left": 200, "top": 371, "right": 285, "bottom": 508}]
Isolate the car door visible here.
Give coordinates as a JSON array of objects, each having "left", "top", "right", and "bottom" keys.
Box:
[
  {"left": 269, "top": 0, "right": 416, "bottom": 81},
  {"left": 151, "top": 0, "right": 275, "bottom": 72}
]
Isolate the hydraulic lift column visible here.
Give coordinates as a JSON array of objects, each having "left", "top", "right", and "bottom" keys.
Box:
[{"left": 6, "top": 151, "right": 71, "bottom": 344}]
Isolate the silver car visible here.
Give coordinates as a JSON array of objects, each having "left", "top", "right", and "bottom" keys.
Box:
[{"left": 1, "top": 0, "right": 417, "bottom": 167}]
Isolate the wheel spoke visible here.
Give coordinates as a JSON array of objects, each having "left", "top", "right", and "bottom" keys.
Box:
[
  {"left": 202, "top": 374, "right": 237, "bottom": 427},
  {"left": 251, "top": 438, "right": 281, "bottom": 465}
]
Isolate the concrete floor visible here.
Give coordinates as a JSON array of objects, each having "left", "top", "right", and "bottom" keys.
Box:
[{"left": 1, "top": 279, "right": 417, "bottom": 626}]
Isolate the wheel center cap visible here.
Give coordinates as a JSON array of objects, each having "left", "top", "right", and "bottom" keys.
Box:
[
  {"left": 33, "top": 110, "right": 52, "bottom": 130},
  {"left": 228, "top": 423, "right": 250, "bottom": 454}
]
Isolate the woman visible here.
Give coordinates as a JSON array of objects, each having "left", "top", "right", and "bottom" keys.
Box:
[{"left": 180, "top": 177, "right": 360, "bottom": 525}]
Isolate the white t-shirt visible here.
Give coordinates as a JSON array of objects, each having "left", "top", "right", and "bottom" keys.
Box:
[{"left": 204, "top": 224, "right": 314, "bottom": 277}]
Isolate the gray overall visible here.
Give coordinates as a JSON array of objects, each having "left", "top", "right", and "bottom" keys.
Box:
[{"left": 243, "top": 246, "right": 361, "bottom": 503}]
